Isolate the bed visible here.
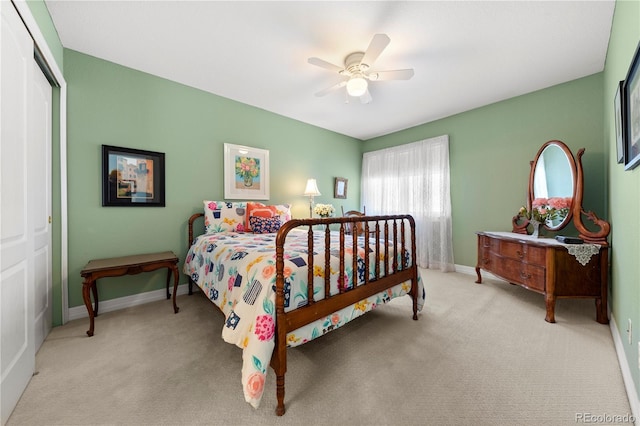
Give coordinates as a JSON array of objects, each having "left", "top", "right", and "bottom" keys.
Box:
[{"left": 183, "top": 201, "right": 424, "bottom": 415}]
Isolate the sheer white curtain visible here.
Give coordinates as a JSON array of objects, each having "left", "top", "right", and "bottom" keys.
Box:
[{"left": 361, "top": 135, "right": 454, "bottom": 271}]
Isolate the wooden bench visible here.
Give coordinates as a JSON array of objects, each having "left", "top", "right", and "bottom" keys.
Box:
[{"left": 80, "top": 251, "right": 180, "bottom": 336}]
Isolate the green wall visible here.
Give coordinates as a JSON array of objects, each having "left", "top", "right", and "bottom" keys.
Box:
[
  {"left": 26, "top": 0, "right": 63, "bottom": 69},
  {"left": 604, "top": 0, "right": 640, "bottom": 403},
  {"left": 365, "top": 74, "right": 605, "bottom": 268},
  {"left": 64, "top": 49, "right": 362, "bottom": 309}
]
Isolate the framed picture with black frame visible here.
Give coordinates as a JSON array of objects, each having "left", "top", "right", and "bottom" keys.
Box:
[
  {"left": 614, "top": 80, "right": 625, "bottom": 164},
  {"left": 623, "top": 41, "right": 640, "bottom": 171},
  {"left": 102, "top": 145, "right": 166, "bottom": 207}
]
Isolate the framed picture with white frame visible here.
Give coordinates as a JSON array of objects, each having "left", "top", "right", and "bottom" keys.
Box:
[
  {"left": 334, "top": 177, "right": 347, "bottom": 199},
  {"left": 223, "top": 143, "right": 270, "bottom": 200}
]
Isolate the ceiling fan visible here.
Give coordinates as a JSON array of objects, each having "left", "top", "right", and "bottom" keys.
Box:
[{"left": 308, "top": 34, "right": 414, "bottom": 104}]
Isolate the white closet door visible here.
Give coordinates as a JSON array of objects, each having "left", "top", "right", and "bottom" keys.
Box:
[
  {"left": 0, "top": 1, "right": 36, "bottom": 424},
  {"left": 31, "top": 62, "right": 53, "bottom": 352}
]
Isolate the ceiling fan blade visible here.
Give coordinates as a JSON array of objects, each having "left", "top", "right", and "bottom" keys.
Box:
[
  {"left": 368, "top": 69, "right": 414, "bottom": 81},
  {"left": 360, "top": 34, "right": 390, "bottom": 68},
  {"left": 308, "top": 57, "right": 344, "bottom": 73},
  {"left": 359, "top": 89, "right": 372, "bottom": 104},
  {"left": 315, "top": 80, "right": 347, "bottom": 97}
]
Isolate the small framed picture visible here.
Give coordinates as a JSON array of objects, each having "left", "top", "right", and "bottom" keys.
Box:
[
  {"left": 224, "top": 143, "right": 270, "bottom": 200},
  {"left": 615, "top": 80, "right": 625, "bottom": 164},
  {"left": 334, "top": 177, "right": 348, "bottom": 199},
  {"left": 624, "top": 41, "right": 640, "bottom": 171},
  {"left": 102, "top": 145, "right": 165, "bottom": 207}
]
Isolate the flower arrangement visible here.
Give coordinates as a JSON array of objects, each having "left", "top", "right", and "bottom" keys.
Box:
[
  {"left": 235, "top": 157, "right": 260, "bottom": 180},
  {"left": 517, "top": 198, "right": 558, "bottom": 223},
  {"left": 546, "top": 196, "right": 572, "bottom": 220},
  {"left": 313, "top": 203, "right": 335, "bottom": 217}
]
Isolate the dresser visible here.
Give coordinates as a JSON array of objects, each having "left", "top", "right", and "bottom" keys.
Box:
[{"left": 475, "top": 231, "right": 608, "bottom": 324}]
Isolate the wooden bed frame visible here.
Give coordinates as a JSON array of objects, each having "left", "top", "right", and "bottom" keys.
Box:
[{"left": 187, "top": 213, "right": 420, "bottom": 415}]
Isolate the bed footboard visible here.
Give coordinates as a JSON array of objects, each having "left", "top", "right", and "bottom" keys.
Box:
[{"left": 272, "top": 215, "right": 419, "bottom": 415}]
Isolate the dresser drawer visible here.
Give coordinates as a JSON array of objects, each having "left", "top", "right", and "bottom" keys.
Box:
[
  {"left": 491, "top": 256, "right": 545, "bottom": 292},
  {"left": 477, "top": 249, "right": 492, "bottom": 269},
  {"left": 478, "top": 234, "right": 499, "bottom": 252},
  {"left": 520, "top": 263, "right": 545, "bottom": 292},
  {"left": 498, "top": 240, "right": 545, "bottom": 265}
]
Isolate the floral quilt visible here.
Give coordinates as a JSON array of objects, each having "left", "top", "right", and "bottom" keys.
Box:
[{"left": 183, "top": 229, "right": 425, "bottom": 409}]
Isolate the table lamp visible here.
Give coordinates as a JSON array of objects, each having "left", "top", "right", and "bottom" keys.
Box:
[{"left": 303, "top": 178, "right": 321, "bottom": 218}]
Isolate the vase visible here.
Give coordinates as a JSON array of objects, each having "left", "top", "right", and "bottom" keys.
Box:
[
  {"left": 243, "top": 175, "right": 253, "bottom": 187},
  {"left": 314, "top": 215, "right": 329, "bottom": 231},
  {"left": 530, "top": 220, "right": 541, "bottom": 238}
]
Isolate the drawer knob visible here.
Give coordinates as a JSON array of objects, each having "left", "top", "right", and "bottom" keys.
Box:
[
  {"left": 520, "top": 271, "right": 531, "bottom": 279},
  {"left": 516, "top": 250, "right": 524, "bottom": 259}
]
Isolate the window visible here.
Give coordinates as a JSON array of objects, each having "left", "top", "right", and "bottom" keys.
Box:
[{"left": 361, "top": 135, "right": 454, "bottom": 271}]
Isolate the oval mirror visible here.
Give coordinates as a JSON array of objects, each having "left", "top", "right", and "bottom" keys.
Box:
[{"left": 529, "top": 140, "right": 577, "bottom": 231}]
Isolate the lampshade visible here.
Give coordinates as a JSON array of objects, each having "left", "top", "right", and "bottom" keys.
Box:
[
  {"left": 303, "top": 178, "right": 321, "bottom": 196},
  {"left": 346, "top": 75, "right": 368, "bottom": 97}
]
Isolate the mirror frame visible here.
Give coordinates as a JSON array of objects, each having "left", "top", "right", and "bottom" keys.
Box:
[
  {"left": 529, "top": 140, "right": 577, "bottom": 231},
  {"left": 512, "top": 140, "right": 610, "bottom": 245}
]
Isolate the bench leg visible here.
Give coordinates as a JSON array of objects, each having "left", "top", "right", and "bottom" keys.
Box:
[
  {"left": 91, "top": 282, "right": 99, "bottom": 316},
  {"left": 83, "top": 279, "right": 96, "bottom": 337},
  {"left": 165, "top": 267, "right": 171, "bottom": 299},
  {"left": 171, "top": 265, "right": 179, "bottom": 314}
]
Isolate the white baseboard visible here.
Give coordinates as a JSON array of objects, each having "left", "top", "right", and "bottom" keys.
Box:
[
  {"left": 610, "top": 313, "right": 640, "bottom": 423},
  {"left": 70, "top": 267, "right": 479, "bottom": 320},
  {"left": 68, "top": 283, "right": 192, "bottom": 321},
  {"left": 455, "top": 263, "right": 502, "bottom": 281},
  {"left": 455, "top": 264, "right": 476, "bottom": 276}
]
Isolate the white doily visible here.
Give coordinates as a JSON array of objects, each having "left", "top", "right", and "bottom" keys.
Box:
[{"left": 566, "top": 244, "right": 600, "bottom": 266}]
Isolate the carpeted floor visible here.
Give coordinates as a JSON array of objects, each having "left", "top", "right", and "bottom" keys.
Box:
[{"left": 7, "top": 270, "right": 632, "bottom": 425}]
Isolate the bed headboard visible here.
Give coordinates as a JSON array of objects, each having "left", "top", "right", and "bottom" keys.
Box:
[{"left": 188, "top": 213, "right": 205, "bottom": 246}]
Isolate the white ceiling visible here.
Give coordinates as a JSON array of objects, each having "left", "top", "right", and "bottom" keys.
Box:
[{"left": 45, "top": 0, "right": 615, "bottom": 140}]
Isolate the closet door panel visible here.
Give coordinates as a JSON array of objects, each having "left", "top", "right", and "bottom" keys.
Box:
[
  {"left": 31, "top": 62, "right": 53, "bottom": 351},
  {"left": 0, "top": 2, "right": 36, "bottom": 424}
]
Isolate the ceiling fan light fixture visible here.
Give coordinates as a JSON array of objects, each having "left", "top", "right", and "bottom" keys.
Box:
[
  {"left": 309, "top": 34, "right": 414, "bottom": 102},
  {"left": 346, "top": 75, "right": 368, "bottom": 97}
]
